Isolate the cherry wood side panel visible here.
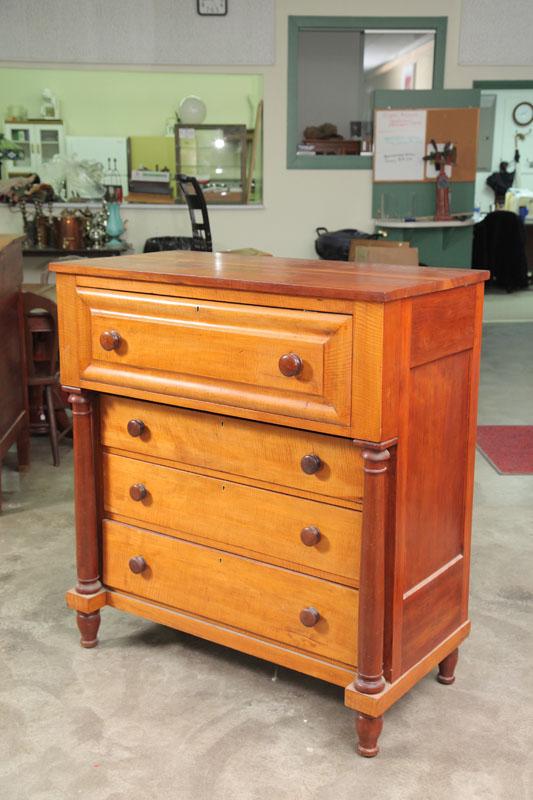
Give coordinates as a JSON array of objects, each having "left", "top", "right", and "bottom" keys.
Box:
[
  {"left": 403, "top": 350, "right": 471, "bottom": 590},
  {"left": 392, "top": 285, "right": 483, "bottom": 676},
  {"left": 77, "top": 287, "right": 352, "bottom": 427},
  {"left": 102, "top": 520, "right": 359, "bottom": 666},
  {"left": 410, "top": 285, "right": 476, "bottom": 368},
  {"left": 102, "top": 452, "right": 362, "bottom": 585},
  {"left": 100, "top": 395, "right": 364, "bottom": 504},
  {"left": 401, "top": 558, "right": 463, "bottom": 668}
]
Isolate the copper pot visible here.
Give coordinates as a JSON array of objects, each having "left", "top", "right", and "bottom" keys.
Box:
[{"left": 60, "top": 210, "right": 83, "bottom": 251}]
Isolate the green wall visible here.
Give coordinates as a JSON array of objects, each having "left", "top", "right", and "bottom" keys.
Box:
[{"left": 0, "top": 67, "right": 263, "bottom": 137}]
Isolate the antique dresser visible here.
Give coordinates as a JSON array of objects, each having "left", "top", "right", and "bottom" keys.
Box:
[{"left": 51, "top": 253, "right": 488, "bottom": 756}]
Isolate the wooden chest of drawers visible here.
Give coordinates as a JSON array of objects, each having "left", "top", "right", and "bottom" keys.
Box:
[{"left": 51, "top": 252, "right": 489, "bottom": 756}]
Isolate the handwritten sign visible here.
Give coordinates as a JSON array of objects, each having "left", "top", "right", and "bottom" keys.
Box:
[{"left": 374, "top": 109, "right": 427, "bottom": 182}]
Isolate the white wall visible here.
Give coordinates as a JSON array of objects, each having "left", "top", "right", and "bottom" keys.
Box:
[
  {"left": 475, "top": 89, "right": 533, "bottom": 212},
  {"left": 2, "top": 0, "right": 533, "bottom": 258}
]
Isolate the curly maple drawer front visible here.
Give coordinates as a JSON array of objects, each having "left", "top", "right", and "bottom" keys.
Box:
[
  {"left": 102, "top": 520, "right": 358, "bottom": 666},
  {"left": 77, "top": 287, "right": 352, "bottom": 427},
  {"left": 101, "top": 395, "right": 363, "bottom": 504},
  {"left": 103, "top": 452, "right": 361, "bottom": 585}
]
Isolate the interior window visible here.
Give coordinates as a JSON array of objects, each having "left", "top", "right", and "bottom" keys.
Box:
[{"left": 288, "top": 17, "right": 445, "bottom": 168}]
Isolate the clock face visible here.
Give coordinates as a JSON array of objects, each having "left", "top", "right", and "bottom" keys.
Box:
[
  {"left": 197, "top": 0, "right": 227, "bottom": 15},
  {"left": 512, "top": 101, "right": 533, "bottom": 127}
]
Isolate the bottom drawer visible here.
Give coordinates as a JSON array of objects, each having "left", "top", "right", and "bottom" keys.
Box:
[{"left": 103, "top": 519, "right": 358, "bottom": 666}]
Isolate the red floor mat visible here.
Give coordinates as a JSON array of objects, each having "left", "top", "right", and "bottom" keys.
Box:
[{"left": 477, "top": 426, "right": 533, "bottom": 475}]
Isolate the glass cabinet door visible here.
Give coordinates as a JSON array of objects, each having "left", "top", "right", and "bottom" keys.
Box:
[
  {"left": 176, "top": 125, "right": 247, "bottom": 204},
  {"left": 8, "top": 127, "right": 31, "bottom": 169},
  {"left": 38, "top": 127, "right": 61, "bottom": 163}
]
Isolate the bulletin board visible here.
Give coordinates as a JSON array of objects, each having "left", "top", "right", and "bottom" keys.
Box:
[{"left": 374, "top": 107, "right": 479, "bottom": 183}]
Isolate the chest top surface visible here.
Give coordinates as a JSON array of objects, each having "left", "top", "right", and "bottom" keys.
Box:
[{"left": 50, "top": 251, "right": 489, "bottom": 302}]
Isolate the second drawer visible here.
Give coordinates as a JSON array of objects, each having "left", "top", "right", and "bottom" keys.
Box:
[
  {"left": 101, "top": 395, "right": 364, "bottom": 505},
  {"left": 103, "top": 452, "right": 361, "bottom": 585}
]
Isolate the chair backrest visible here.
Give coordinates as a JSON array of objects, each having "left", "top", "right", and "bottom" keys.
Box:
[
  {"left": 176, "top": 174, "right": 213, "bottom": 252},
  {"left": 350, "top": 244, "right": 419, "bottom": 266},
  {"left": 22, "top": 291, "right": 59, "bottom": 379}
]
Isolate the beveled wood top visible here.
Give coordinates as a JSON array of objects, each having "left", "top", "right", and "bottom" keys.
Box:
[{"left": 49, "top": 250, "right": 489, "bottom": 302}]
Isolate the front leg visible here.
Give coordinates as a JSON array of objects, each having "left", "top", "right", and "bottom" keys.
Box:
[
  {"left": 356, "top": 713, "right": 384, "bottom": 757},
  {"left": 77, "top": 611, "right": 101, "bottom": 648},
  {"left": 68, "top": 390, "right": 103, "bottom": 646},
  {"left": 437, "top": 647, "right": 459, "bottom": 685}
]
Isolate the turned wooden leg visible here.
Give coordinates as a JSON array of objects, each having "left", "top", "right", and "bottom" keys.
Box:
[
  {"left": 437, "top": 647, "right": 459, "bottom": 685},
  {"left": 77, "top": 611, "right": 101, "bottom": 649},
  {"left": 356, "top": 713, "right": 384, "bottom": 758},
  {"left": 17, "top": 425, "right": 30, "bottom": 472},
  {"left": 68, "top": 390, "right": 103, "bottom": 647}
]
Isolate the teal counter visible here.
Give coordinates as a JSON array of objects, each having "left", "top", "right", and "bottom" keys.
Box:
[{"left": 373, "top": 218, "right": 475, "bottom": 268}]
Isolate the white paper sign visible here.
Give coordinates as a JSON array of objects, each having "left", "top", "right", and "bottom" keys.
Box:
[{"left": 374, "top": 109, "right": 427, "bottom": 182}]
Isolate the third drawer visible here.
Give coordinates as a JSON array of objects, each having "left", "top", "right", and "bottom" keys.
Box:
[{"left": 103, "top": 452, "right": 361, "bottom": 585}]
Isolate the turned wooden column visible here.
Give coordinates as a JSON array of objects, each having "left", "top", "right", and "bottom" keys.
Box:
[
  {"left": 353, "top": 446, "right": 391, "bottom": 757},
  {"left": 68, "top": 389, "right": 102, "bottom": 648},
  {"left": 355, "top": 447, "right": 390, "bottom": 695}
]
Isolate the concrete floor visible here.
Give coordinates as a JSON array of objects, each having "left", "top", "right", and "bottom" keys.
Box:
[{"left": 1, "top": 323, "right": 532, "bottom": 800}]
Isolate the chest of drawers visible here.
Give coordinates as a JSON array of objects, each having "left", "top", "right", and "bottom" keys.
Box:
[{"left": 51, "top": 252, "right": 488, "bottom": 756}]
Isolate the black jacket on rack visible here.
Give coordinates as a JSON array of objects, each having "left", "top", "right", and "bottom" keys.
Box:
[{"left": 472, "top": 211, "right": 528, "bottom": 292}]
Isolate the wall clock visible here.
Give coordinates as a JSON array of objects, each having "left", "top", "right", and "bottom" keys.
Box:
[
  {"left": 512, "top": 101, "right": 533, "bottom": 126},
  {"left": 197, "top": 0, "right": 227, "bottom": 15}
]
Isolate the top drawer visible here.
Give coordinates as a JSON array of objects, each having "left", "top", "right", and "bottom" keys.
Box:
[{"left": 75, "top": 287, "right": 352, "bottom": 428}]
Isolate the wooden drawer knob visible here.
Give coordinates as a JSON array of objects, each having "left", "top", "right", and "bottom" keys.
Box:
[
  {"left": 279, "top": 352, "right": 303, "bottom": 377},
  {"left": 300, "top": 607, "right": 320, "bottom": 627},
  {"left": 129, "top": 483, "right": 147, "bottom": 501},
  {"left": 128, "top": 555, "right": 147, "bottom": 574},
  {"left": 300, "top": 454, "right": 322, "bottom": 475},
  {"left": 300, "top": 525, "right": 321, "bottom": 546},
  {"left": 99, "top": 329, "right": 121, "bottom": 351},
  {"left": 127, "top": 418, "right": 146, "bottom": 437}
]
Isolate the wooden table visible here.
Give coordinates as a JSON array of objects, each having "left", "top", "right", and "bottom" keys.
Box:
[{"left": 51, "top": 252, "right": 489, "bottom": 756}]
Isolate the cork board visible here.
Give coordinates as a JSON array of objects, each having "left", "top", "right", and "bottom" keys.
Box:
[
  {"left": 426, "top": 108, "right": 479, "bottom": 182},
  {"left": 374, "top": 106, "right": 479, "bottom": 183}
]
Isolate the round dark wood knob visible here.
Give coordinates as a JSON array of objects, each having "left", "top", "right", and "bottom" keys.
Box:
[
  {"left": 299, "top": 607, "right": 320, "bottom": 627},
  {"left": 300, "top": 525, "right": 321, "bottom": 546},
  {"left": 300, "top": 454, "right": 322, "bottom": 475},
  {"left": 127, "top": 418, "right": 146, "bottom": 437},
  {"left": 128, "top": 556, "right": 147, "bottom": 574},
  {"left": 129, "top": 483, "right": 147, "bottom": 501},
  {"left": 279, "top": 352, "right": 303, "bottom": 377},
  {"left": 99, "top": 329, "right": 121, "bottom": 351}
]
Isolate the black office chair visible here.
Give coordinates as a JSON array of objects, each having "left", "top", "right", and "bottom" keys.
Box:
[
  {"left": 472, "top": 210, "right": 528, "bottom": 292},
  {"left": 176, "top": 174, "right": 213, "bottom": 252}
]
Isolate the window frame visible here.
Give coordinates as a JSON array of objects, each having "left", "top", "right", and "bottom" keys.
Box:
[{"left": 287, "top": 15, "right": 447, "bottom": 170}]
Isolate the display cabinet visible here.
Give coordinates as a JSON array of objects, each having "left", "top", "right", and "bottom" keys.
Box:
[
  {"left": 3, "top": 120, "right": 65, "bottom": 177},
  {"left": 175, "top": 124, "right": 247, "bottom": 204}
]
